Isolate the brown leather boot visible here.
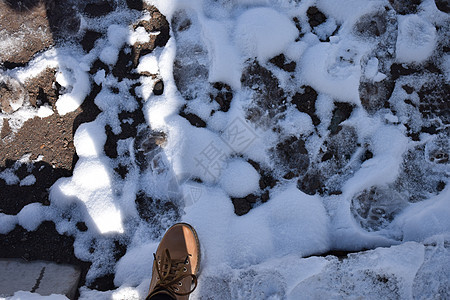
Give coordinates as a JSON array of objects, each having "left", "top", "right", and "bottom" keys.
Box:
[{"left": 146, "top": 223, "right": 201, "bottom": 300}]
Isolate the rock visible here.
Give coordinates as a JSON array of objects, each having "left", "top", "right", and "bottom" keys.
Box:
[
  {"left": 172, "top": 9, "right": 208, "bottom": 101},
  {"left": 179, "top": 109, "right": 207, "bottom": 128},
  {"left": 274, "top": 136, "right": 309, "bottom": 176},
  {"left": 417, "top": 79, "right": 449, "bottom": 124},
  {"left": 435, "top": 0, "right": 450, "bottom": 13},
  {"left": 231, "top": 197, "right": 252, "bottom": 216},
  {"left": 241, "top": 60, "right": 286, "bottom": 127},
  {"left": 269, "top": 54, "right": 296, "bottom": 72},
  {"left": 354, "top": 11, "right": 390, "bottom": 38},
  {"left": 153, "top": 79, "right": 164, "bottom": 96},
  {"left": 81, "top": 30, "right": 103, "bottom": 52},
  {"left": 297, "top": 169, "right": 324, "bottom": 195},
  {"left": 291, "top": 86, "right": 320, "bottom": 126},
  {"left": 359, "top": 81, "right": 394, "bottom": 114},
  {"left": 328, "top": 102, "right": 354, "bottom": 135},
  {"left": 395, "top": 139, "right": 449, "bottom": 203},
  {"left": 389, "top": 0, "right": 422, "bottom": 15},
  {"left": 210, "top": 82, "right": 233, "bottom": 112},
  {"left": 307, "top": 6, "right": 326, "bottom": 28}
]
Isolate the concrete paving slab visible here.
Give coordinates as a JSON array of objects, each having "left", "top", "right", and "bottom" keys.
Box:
[{"left": 0, "top": 259, "right": 80, "bottom": 299}]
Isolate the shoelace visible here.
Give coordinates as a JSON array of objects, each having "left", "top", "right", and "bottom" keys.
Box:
[{"left": 152, "top": 248, "right": 198, "bottom": 297}]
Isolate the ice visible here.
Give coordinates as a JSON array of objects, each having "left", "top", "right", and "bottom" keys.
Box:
[
  {"left": 365, "top": 57, "right": 379, "bottom": 79},
  {"left": 396, "top": 14, "right": 437, "bottom": 64},
  {"left": 129, "top": 26, "right": 151, "bottom": 45},
  {"left": 235, "top": 7, "right": 298, "bottom": 62}
]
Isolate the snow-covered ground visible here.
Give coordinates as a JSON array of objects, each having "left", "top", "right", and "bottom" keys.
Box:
[{"left": 1, "top": 0, "right": 449, "bottom": 299}]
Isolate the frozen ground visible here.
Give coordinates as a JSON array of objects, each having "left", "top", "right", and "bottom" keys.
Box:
[{"left": 0, "top": 0, "right": 449, "bottom": 299}]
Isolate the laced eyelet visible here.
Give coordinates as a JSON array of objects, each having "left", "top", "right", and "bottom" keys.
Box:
[
  {"left": 185, "top": 260, "right": 189, "bottom": 265},
  {"left": 175, "top": 287, "right": 179, "bottom": 291},
  {"left": 178, "top": 282, "right": 182, "bottom": 286},
  {"left": 183, "top": 267, "right": 187, "bottom": 272}
]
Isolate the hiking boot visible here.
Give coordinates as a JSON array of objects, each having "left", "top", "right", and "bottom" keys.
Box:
[{"left": 147, "top": 223, "right": 201, "bottom": 300}]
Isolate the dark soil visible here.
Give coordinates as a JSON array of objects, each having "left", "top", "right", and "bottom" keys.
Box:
[{"left": 0, "top": 1, "right": 53, "bottom": 65}]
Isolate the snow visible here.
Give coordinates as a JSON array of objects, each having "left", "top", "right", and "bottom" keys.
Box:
[
  {"left": 137, "top": 54, "right": 159, "bottom": 74},
  {"left": 99, "top": 46, "right": 119, "bottom": 65},
  {"left": 17, "top": 203, "right": 47, "bottom": 231},
  {"left": 54, "top": 53, "right": 91, "bottom": 115},
  {"left": 0, "top": 213, "right": 17, "bottom": 234},
  {"left": 316, "top": 0, "right": 382, "bottom": 24},
  {"left": 219, "top": 159, "right": 260, "bottom": 197},
  {"left": 19, "top": 175, "right": 36, "bottom": 186},
  {"left": 396, "top": 14, "right": 437, "bottom": 64},
  {"left": 299, "top": 41, "right": 364, "bottom": 103},
  {"left": 394, "top": 187, "right": 450, "bottom": 242},
  {"left": 1, "top": 0, "right": 449, "bottom": 298},
  {"left": 73, "top": 121, "right": 107, "bottom": 158},
  {"left": 235, "top": 7, "right": 298, "bottom": 62}
]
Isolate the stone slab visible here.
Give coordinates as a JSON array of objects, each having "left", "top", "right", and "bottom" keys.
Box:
[{"left": 0, "top": 259, "right": 80, "bottom": 299}]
